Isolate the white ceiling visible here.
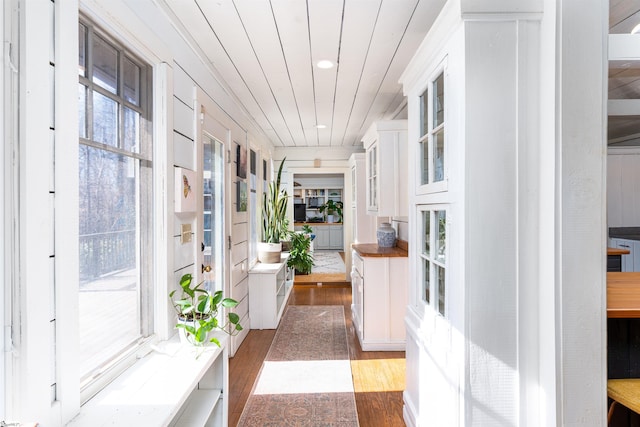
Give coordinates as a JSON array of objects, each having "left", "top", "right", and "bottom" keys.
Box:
[
  {"left": 158, "top": 1, "right": 640, "bottom": 148},
  {"left": 159, "top": 0, "right": 446, "bottom": 149}
]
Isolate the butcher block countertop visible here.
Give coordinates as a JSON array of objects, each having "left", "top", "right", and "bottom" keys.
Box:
[
  {"left": 608, "top": 247, "right": 631, "bottom": 256},
  {"left": 352, "top": 239, "right": 408, "bottom": 258},
  {"left": 608, "top": 272, "right": 640, "bottom": 318}
]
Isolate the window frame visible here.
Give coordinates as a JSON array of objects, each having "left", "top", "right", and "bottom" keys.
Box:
[
  {"left": 417, "top": 205, "right": 448, "bottom": 317},
  {"left": 417, "top": 60, "right": 448, "bottom": 195},
  {"left": 78, "top": 16, "right": 154, "bottom": 402}
]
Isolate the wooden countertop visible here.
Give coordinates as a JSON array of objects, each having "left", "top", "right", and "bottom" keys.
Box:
[
  {"left": 352, "top": 240, "right": 408, "bottom": 258},
  {"left": 608, "top": 272, "right": 640, "bottom": 318},
  {"left": 608, "top": 247, "right": 631, "bottom": 256}
]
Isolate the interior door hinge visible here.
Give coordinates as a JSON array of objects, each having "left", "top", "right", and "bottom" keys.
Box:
[
  {"left": 227, "top": 149, "right": 231, "bottom": 164},
  {"left": 228, "top": 236, "right": 232, "bottom": 250},
  {"left": 200, "top": 105, "right": 205, "bottom": 123}
]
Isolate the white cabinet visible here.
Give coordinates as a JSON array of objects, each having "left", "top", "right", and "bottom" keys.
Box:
[
  {"left": 248, "top": 255, "right": 294, "bottom": 329},
  {"left": 314, "top": 226, "right": 330, "bottom": 249},
  {"left": 611, "top": 238, "right": 640, "bottom": 272},
  {"left": 329, "top": 226, "right": 343, "bottom": 250},
  {"left": 349, "top": 153, "right": 376, "bottom": 244},
  {"left": 607, "top": 150, "right": 640, "bottom": 228},
  {"left": 362, "top": 120, "right": 408, "bottom": 217},
  {"left": 351, "top": 250, "right": 408, "bottom": 351},
  {"left": 295, "top": 224, "right": 343, "bottom": 250}
]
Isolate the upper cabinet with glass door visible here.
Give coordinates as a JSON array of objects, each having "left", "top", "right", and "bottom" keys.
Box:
[
  {"left": 362, "top": 120, "right": 408, "bottom": 217},
  {"left": 418, "top": 70, "right": 447, "bottom": 192}
]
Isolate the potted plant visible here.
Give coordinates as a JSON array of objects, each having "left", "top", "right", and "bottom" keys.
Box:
[
  {"left": 319, "top": 200, "right": 343, "bottom": 223},
  {"left": 170, "top": 273, "right": 243, "bottom": 348},
  {"left": 259, "top": 158, "right": 288, "bottom": 263},
  {"left": 286, "top": 231, "right": 314, "bottom": 274}
]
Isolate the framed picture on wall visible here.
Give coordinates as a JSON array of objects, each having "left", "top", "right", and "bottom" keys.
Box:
[
  {"left": 237, "top": 181, "right": 248, "bottom": 212},
  {"left": 175, "top": 167, "right": 196, "bottom": 213},
  {"left": 237, "top": 144, "right": 247, "bottom": 178}
]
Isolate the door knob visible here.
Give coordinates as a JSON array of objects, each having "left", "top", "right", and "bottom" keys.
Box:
[{"left": 202, "top": 264, "right": 212, "bottom": 273}]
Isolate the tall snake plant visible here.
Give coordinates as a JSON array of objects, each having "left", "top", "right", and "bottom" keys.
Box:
[{"left": 262, "top": 158, "right": 288, "bottom": 243}]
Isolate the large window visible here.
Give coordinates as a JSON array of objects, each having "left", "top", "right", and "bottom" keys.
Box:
[{"left": 78, "top": 19, "right": 152, "bottom": 388}]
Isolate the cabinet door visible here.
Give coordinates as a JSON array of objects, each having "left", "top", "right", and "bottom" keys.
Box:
[
  {"left": 329, "top": 226, "right": 343, "bottom": 250},
  {"left": 634, "top": 241, "right": 640, "bottom": 273},
  {"left": 315, "top": 227, "right": 329, "bottom": 249},
  {"left": 614, "top": 238, "right": 634, "bottom": 272}
]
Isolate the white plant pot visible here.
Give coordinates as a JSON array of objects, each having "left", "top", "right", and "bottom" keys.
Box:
[
  {"left": 258, "top": 241, "right": 282, "bottom": 263},
  {"left": 327, "top": 215, "right": 335, "bottom": 223},
  {"left": 176, "top": 316, "right": 208, "bottom": 346}
]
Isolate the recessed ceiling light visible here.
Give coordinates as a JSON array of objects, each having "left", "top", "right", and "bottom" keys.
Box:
[
  {"left": 315, "top": 124, "right": 327, "bottom": 129},
  {"left": 316, "top": 60, "right": 334, "bottom": 69},
  {"left": 632, "top": 23, "right": 640, "bottom": 34}
]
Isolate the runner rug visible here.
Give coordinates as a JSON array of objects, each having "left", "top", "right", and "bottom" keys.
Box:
[{"left": 237, "top": 305, "right": 359, "bottom": 426}]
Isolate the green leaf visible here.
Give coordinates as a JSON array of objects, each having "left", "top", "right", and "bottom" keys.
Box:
[
  {"left": 222, "top": 298, "right": 239, "bottom": 308},
  {"left": 229, "top": 312, "right": 240, "bottom": 324}
]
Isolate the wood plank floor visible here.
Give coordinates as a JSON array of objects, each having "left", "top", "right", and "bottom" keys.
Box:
[{"left": 228, "top": 283, "right": 406, "bottom": 426}]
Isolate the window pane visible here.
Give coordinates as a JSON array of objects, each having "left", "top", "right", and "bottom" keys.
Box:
[
  {"left": 434, "top": 130, "right": 444, "bottom": 182},
  {"left": 93, "top": 90, "right": 118, "bottom": 147},
  {"left": 123, "top": 57, "right": 140, "bottom": 106},
  {"left": 433, "top": 72, "right": 444, "bottom": 128},
  {"left": 79, "top": 84, "right": 87, "bottom": 139},
  {"left": 79, "top": 24, "right": 87, "bottom": 77},
  {"left": 423, "top": 259, "right": 430, "bottom": 304},
  {"left": 437, "top": 210, "right": 446, "bottom": 262},
  {"left": 123, "top": 107, "right": 139, "bottom": 153},
  {"left": 420, "top": 88, "right": 428, "bottom": 137},
  {"left": 423, "top": 211, "right": 430, "bottom": 255},
  {"left": 78, "top": 145, "right": 140, "bottom": 378},
  {"left": 203, "top": 138, "right": 224, "bottom": 293},
  {"left": 437, "top": 265, "right": 445, "bottom": 315},
  {"left": 420, "top": 140, "right": 429, "bottom": 185},
  {"left": 92, "top": 35, "right": 118, "bottom": 94}
]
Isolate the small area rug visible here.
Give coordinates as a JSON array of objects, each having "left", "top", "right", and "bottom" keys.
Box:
[
  {"left": 312, "top": 251, "right": 346, "bottom": 274},
  {"left": 237, "top": 305, "right": 359, "bottom": 426}
]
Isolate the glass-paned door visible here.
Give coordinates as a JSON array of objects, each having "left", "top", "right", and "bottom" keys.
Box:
[{"left": 202, "top": 135, "right": 224, "bottom": 293}]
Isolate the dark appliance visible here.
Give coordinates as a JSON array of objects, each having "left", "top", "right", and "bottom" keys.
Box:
[{"left": 294, "top": 203, "right": 306, "bottom": 223}]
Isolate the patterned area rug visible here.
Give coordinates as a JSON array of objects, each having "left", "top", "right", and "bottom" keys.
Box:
[
  {"left": 312, "top": 251, "right": 346, "bottom": 274},
  {"left": 237, "top": 306, "right": 359, "bottom": 426}
]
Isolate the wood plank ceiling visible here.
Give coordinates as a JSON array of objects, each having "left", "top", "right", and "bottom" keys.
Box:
[
  {"left": 159, "top": 1, "right": 640, "bottom": 147},
  {"left": 159, "top": 0, "right": 446, "bottom": 148}
]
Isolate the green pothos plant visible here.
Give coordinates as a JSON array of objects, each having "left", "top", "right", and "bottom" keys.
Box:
[{"left": 170, "top": 273, "right": 243, "bottom": 347}]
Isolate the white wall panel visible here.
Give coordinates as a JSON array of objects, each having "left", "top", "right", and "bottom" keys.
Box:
[
  {"left": 173, "top": 96, "right": 194, "bottom": 140},
  {"left": 231, "top": 261, "right": 247, "bottom": 287},
  {"left": 173, "top": 234, "right": 195, "bottom": 271},
  {"left": 172, "top": 65, "right": 194, "bottom": 107},
  {"left": 232, "top": 222, "right": 248, "bottom": 243},
  {"left": 231, "top": 241, "right": 248, "bottom": 265},
  {"left": 173, "top": 131, "right": 194, "bottom": 170},
  {"left": 232, "top": 276, "right": 249, "bottom": 303}
]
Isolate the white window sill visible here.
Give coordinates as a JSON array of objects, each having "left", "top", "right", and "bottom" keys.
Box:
[{"left": 67, "top": 334, "right": 228, "bottom": 426}]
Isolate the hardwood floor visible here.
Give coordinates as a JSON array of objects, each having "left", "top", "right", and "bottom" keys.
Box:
[{"left": 228, "top": 284, "right": 406, "bottom": 426}]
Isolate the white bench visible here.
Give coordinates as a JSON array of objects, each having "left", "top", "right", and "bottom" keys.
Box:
[{"left": 67, "top": 335, "right": 228, "bottom": 426}]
